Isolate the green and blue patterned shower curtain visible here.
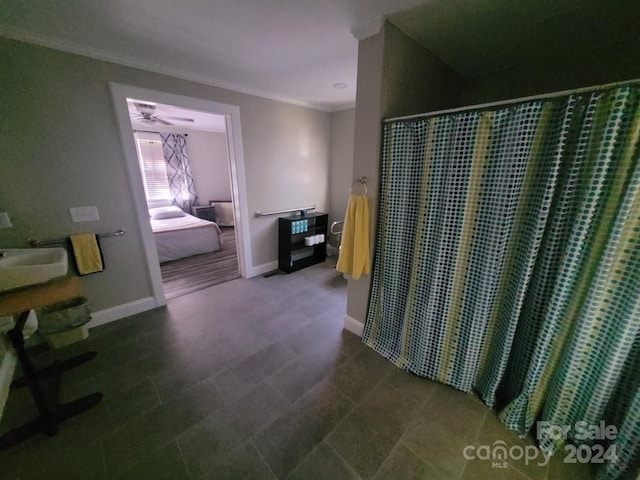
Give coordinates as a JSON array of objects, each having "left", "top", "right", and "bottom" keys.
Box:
[
  {"left": 160, "top": 133, "right": 199, "bottom": 212},
  {"left": 364, "top": 86, "right": 640, "bottom": 480}
]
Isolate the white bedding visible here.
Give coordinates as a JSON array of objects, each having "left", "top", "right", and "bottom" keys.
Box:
[{"left": 151, "top": 213, "right": 222, "bottom": 263}]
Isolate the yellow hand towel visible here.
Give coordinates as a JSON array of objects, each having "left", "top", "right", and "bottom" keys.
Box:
[
  {"left": 336, "top": 194, "right": 370, "bottom": 280},
  {"left": 70, "top": 234, "right": 104, "bottom": 275}
]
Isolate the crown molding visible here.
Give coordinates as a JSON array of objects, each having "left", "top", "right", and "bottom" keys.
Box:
[
  {"left": 0, "top": 25, "right": 338, "bottom": 112},
  {"left": 351, "top": 17, "right": 385, "bottom": 41}
]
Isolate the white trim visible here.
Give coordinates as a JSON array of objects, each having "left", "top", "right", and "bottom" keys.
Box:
[
  {"left": 329, "top": 103, "right": 356, "bottom": 113},
  {"left": 246, "top": 260, "right": 279, "bottom": 278},
  {"left": 0, "top": 25, "right": 340, "bottom": 112},
  {"left": 343, "top": 314, "right": 364, "bottom": 337},
  {"left": 109, "top": 83, "right": 252, "bottom": 306},
  {"left": 351, "top": 17, "right": 385, "bottom": 41},
  {"left": 88, "top": 297, "right": 157, "bottom": 329}
]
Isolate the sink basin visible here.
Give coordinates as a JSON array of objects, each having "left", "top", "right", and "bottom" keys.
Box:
[{"left": 0, "top": 248, "right": 68, "bottom": 292}]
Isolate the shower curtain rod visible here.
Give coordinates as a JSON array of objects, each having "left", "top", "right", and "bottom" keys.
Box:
[{"left": 384, "top": 78, "right": 640, "bottom": 123}]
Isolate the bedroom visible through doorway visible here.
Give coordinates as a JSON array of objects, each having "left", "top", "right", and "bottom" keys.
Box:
[{"left": 128, "top": 99, "right": 241, "bottom": 299}]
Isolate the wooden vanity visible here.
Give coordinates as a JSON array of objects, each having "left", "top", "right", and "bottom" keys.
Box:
[{"left": 0, "top": 277, "right": 102, "bottom": 449}]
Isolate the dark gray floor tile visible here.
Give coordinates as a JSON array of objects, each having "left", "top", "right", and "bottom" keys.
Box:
[
  {"left": 338, "top": 330, "right": 367, "bottom": 358},
  {"left": 287, "top": 442, "right": 361, "bottom": 480},
  {"left": 213, "top": 342, "right": 296, "bottom": 404},
  {"left": 77, "top": 378, "right": 161, "bottom": 436},
  {"left": 547, "top": 447, "right": 594, "bottom": 480},
  {"left": 115, "top": 441, "right": 189, "bottom": 480},
  {"left": 197, "top": 441, "right": 277, "bottom": 480},
  {"left": 384, "top": 367, "right": 439, "bottom": 407},
  {"left": 460, "top": 459, "right": 530, "bottom": 480},
  {"left": 373, "top": 443, "right": 444, "bottom": 480},
  {"left": 19, "top": 439, "right": 104, "bottom": 480},
  {"left": 224, "top": 380, "right": 291, "bottom": 431},
  {"left": 178, "top": 409, "right": 248, "bottom": 478},
  {"left": 1, "top": 263, "right": 355, "bottom": 480},
  {"left": 356, "top": 381, "right": 420, "bottom": 441},
  {"left": 103, "top": 380, "right": 223, "bottom": 478},
  {"left": 252, "top": 311, "right": 314, "bottom": 343},
  {"left": 400, "top": 385, "right": 487, "bottom": 480},
  {"left": 328, "top": 345, "right": 394, "bottom": 404},
  {"left": 280, "top": 315, "right": 343, "bottom": 355},
  {"left": 152, "top": 353, "right": 227, "bottom": 403},
  {"left": 328, "top": 410, "right": 397, "bottom": 480},
  {"left": 268, "top": 340, "right": 347, "bottom": 403},
  {"left": 178, "top": 381, "right": 288, "bottom": 479},
  {"left": 476, "top": 412, "right": 548, "bottom": 480},
  {"left": 0, "top": 447, "right": 22, "bottom": 480},
  {"left": 253, "top": 381, "right": 355, "bottom": 479}
]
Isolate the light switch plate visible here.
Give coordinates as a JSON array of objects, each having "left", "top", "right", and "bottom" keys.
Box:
[
  {"left": 70, "top": 206, "right": 100, "bottom": 223},
  {"left": 0, "top": 212, "right": 12, "bottom": 228}
]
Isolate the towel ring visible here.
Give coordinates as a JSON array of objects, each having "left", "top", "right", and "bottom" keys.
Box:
[{"left": 350, "top": 177, "right": 368, "bottom": 195}]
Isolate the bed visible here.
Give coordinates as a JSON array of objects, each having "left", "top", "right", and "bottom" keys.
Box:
[{"left": 149, "top": 206, "right": 222, "bottom": 263}]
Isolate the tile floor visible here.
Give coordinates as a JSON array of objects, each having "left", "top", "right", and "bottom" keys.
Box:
[{"left": 0, "top": 261, "right": 593, "bottom": 479}]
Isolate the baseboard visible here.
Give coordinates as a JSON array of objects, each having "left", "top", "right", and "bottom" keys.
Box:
[
  {"left": 343, "top": 314, "right": 364, "bottom": 337},
  {"left": 247, "top": 260, "right": 279, "bottom": 278},
  {"left": 88, "top": 297, "right": 157, "bottom": 329}
]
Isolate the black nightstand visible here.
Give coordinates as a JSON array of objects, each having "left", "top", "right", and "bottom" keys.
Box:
[{"left": 191, "top": 205, "right": 216, "bottom": 222}]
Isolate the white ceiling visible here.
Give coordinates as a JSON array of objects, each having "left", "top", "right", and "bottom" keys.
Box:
[{"left": 2, "top": 1, "right": 639, "bottom": 112}]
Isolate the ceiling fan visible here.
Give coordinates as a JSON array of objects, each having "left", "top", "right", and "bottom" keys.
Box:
[{"left": 130, "top": 102, "right": 195, "bottom": 125}]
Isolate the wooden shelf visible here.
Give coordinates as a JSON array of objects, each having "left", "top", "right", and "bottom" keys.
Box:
[{"left": 0, "top": 277, "right": 83, "bottom": 317}]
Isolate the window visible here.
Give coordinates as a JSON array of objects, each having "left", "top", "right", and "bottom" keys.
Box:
[{"left": 134, "top": 132, "right": 171, "bottom": 203}]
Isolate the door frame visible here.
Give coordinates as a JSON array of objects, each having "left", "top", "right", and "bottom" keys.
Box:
[{"left": 109, "top": 82, "right": 251, "bottom": 307}]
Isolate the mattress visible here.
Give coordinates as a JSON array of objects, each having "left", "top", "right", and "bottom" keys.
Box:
[{"left": 151, "top": 213, "right": 222, "bottom": 263}]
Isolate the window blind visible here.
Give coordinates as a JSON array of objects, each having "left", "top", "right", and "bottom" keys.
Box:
[{"left": 134, "top": 132, "right": 171, "bottom": 202}]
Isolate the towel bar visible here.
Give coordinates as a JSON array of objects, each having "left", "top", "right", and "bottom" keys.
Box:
[
  {"left": 29, "top": 229, "right": 125, "bottom": 247},
  {"left": 254, "top": 206, "right": 316, "bottom": 217}
]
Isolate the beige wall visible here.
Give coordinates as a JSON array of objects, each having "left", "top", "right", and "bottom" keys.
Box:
[
  {"left": 346, "top": 23, "right": 464, "bottom": 325},
  {"left": 186, "top": 131, "right": 232, "bottom": 204},
  {"left": 461, "top": 40, "right": 640, "bottom": 105},
  {"left": 0, "top": 38, "right": 331, "bottom": 313},
  {"left": 328, "top": 108, "right": 355, "bottom": 243}
]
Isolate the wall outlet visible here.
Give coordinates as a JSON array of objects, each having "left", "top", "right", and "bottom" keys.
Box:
[
  {"left": 70, "top": 206, "right": 100, "bottom": 223},
  {"left": 0, "top": 212, "right": 11, "bottom": 228}
]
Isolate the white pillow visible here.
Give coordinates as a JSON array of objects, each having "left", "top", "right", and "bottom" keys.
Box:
[{"left": 149, "top": 206, "right": 186, "bottom": 219}]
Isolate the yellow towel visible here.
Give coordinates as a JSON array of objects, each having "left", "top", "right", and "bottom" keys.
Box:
[
  {"left": 70, "top": 234, "right": 104, "bottom": 275},
  {"left": 336, "top": 194, "right": 370, "bottom": 280}
]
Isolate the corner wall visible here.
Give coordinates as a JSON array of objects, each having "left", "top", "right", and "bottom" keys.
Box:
[
  {"left": 345, "top": 22, "right": 464, "bottom": 330},
  {"left": 328, "top": 108, "right": 355, "bottom": 239}
]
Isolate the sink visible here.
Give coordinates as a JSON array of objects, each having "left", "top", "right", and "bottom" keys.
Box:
[{"left": 0, "top": 248, "right": 68, "bottom": 292}]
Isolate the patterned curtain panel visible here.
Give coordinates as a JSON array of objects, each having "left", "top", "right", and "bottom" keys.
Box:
[
  {"left": 160, "top": 133, "right": 199, "bottom": 212},
  {"left": 364, "top": 86, "right": 640, "bottom": 480}
]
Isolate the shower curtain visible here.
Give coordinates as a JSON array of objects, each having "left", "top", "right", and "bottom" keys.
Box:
[{"left": 364, "top": 85, "right": 640, "bottom": 480}]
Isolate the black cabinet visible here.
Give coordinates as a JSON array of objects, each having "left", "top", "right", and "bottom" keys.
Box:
[
  {"left": 278, "top": 212, "right": 328, "bottom": 273},
  {"left": 191, "top": 205, "right": 216, "bottom": 222}
]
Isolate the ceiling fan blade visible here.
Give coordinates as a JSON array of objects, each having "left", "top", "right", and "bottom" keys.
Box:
[{"left": 158, "top": 115, "right": 195, "bottom": 122}]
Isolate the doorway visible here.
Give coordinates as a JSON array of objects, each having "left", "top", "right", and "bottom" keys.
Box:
[
  {"left": 128, "top": 100, "right": 241, "bottom": 299},
  {"left": 109, "top": 83, "right": 252, "bottom": 307}
]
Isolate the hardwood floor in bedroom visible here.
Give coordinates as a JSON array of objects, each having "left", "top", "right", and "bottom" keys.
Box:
[{"left": 160, "top": 227, "right": 240, "bottom": 300}]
